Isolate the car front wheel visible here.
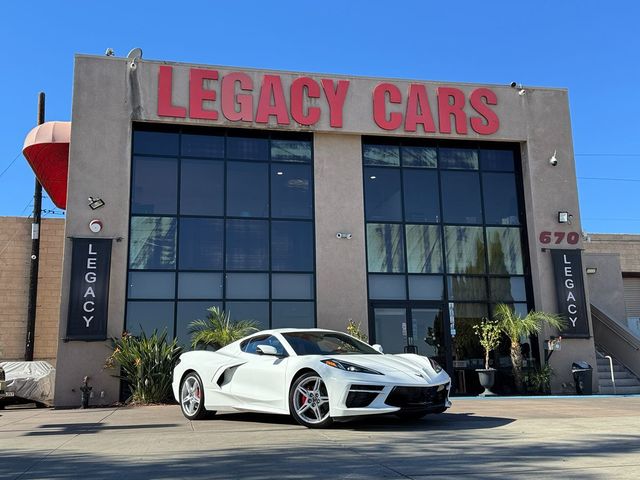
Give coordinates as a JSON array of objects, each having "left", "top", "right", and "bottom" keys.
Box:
[
  {"left": 180, "top": 372, "right": 210, "bottom": 420},
  {"left": 290, "top": 372, "right": 333, "bottom": 428}
]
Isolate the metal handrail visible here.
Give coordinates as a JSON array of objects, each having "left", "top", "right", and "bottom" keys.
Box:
[{"left": 605, "top": 355, "right": 617, "bottom": 395}]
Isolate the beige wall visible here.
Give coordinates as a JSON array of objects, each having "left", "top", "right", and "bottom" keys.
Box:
[
  {"left": 55, "top": 55, "right": 595, "bottom": 402},
  {"left": 584, "top": 234, "right": 640, "bottom": 273},
  {"left": 0, "top": 216, "right": 64, "bottom": 364},
  {"left": 314, "top": 133, "right": 368, "bottom": 334}
]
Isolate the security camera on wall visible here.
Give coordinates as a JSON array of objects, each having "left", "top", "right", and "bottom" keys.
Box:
[{"left": 549, "top": 150, "right": 558, "bottom": 166}]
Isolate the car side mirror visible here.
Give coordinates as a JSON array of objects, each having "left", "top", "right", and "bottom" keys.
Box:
[
  {"left": 256, "top": 344, "right": 279, "bottom": 356},
  {"left": 372, "top": 344, "right": 384, "bottom": 354}
]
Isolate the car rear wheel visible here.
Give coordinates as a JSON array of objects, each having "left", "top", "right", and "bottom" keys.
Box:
[
  {"left": 290, "top": 373, "right": 333, "bottom": 428},
  {"left": 180, "top": 372, "right": 211, "bottom": 420}
]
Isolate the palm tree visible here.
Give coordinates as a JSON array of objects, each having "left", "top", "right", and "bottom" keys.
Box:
[
  {"left": 189, "top": 307, "right": 259, "bottom": 350},
  {"left": 493, "top": 303, "right": 566, "bottom": 392}
]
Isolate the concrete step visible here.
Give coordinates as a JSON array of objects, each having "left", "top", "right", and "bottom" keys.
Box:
[
  {"left": 599, "top": 385, "right": 640, "bottom": 395},
  {"left": 597, "top": 360, "right": 626, "bottom": 370},
  {"left": 598, "top": 368, "right": 634, "bottom": 377},
  {"left": 599, "top": 378, "right": 640, "bottom": 388},
  {"left": 596, "top": 366, "right": 628, "bottom": 375},
  {"left": 597, "top": 370, "right": 636, "bottom": 380}
]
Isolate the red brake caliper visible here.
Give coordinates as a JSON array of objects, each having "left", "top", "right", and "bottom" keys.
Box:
[{"left": 194, "top": 386, "right": 200, "bottom": 400}]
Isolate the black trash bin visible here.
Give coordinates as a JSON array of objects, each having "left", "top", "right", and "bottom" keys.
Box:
[{"left": 572, "top": 361, "right": 593, "bottom": 395}]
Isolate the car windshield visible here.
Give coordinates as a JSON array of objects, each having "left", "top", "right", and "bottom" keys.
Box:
[{"left": 283, "top": 331, "right": 380, "bottom": 356}]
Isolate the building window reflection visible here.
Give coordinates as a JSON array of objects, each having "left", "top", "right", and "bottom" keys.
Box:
[
  {"left": 126, "top": 127, "right": 315, "bottom": 344},
  {"left": 363, "top": 139, "right": 531, "bottom": 394}
]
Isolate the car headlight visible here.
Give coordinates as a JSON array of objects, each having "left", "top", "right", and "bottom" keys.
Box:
[
  {"left": 321, "top": 359, "right": 383, "bottom": 375},
  {"left": 428, "top": 357, "right": 443, "bottom": 373}
]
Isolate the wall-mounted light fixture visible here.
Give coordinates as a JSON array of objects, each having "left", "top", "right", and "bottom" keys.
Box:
[
  {"left": 558, "top": 211, "right": 572, "bottom": 224},
  {"left": 586, "top": 267, "right": 597, "bottom": 275},
  {"left": 336, "top": 232, "right": 353, "bottom": 240},
  {"left": 88, "top": 197, "right": 105, "bottom": 210}
]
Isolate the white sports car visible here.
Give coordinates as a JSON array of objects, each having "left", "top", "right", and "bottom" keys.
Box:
[{"left": 172, "top": 328, "right": 451, "bottom": 428}]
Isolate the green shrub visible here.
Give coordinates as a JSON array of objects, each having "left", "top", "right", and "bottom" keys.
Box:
[
  {"left": 524, "top": 364, "right": 554, "bottom": 394},
  {"left": 105, "top": 330, "right": 182, "bottom": 404},
  {"left": 346, "top": 319, "right": 368, "bottom": 342},
  {"left": 189, "top": 307, "right": 259, "bottom": 350}
]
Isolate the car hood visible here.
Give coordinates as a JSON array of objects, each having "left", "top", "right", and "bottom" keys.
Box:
[{"left": 327, "top": 354, "right": 444, "bottom": 383}]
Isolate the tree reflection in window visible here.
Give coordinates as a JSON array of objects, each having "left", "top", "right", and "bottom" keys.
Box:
[
  {"left": 367, "top": 223, "right": 405, "bottom": 273},
  {"left": 129, "top": 217, "right": 177, "bottom": 269}
]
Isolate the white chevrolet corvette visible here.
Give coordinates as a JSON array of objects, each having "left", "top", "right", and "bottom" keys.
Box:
[{"left": 172, "top": 328, "right": 451, "bottom": 428}]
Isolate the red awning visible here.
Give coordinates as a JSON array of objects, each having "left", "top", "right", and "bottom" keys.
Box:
[{"left": 22, "top": 121, "right": 71, "bottom": 209}]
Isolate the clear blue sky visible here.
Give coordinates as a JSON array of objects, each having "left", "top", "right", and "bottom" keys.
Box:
[{"left": 1, "top": 1, "right": 638, "bottom": 233}]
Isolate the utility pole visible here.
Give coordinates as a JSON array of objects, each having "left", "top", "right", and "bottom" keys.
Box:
[{"left": 25, "top": 92, "right": 45, "bottom": 361}]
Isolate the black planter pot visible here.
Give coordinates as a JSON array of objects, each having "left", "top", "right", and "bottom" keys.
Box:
[{"left": 476, "top": 368, "right": 497, "bottom": 396}]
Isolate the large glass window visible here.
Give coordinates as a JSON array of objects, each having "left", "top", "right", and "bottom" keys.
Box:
[
  {"left": 441, "top": 171, "right": 482, "bottom": 224},
  {"left": 180, "top": 159, "right": 224, "bottom": 216},
  {"left": 364, "top": 168, "right": 402, "bottom": 221},
  {"left": 271, "top": 164, "right": 313, "bottom": 219},
  {"left": 226, "top": 162, "right": 269, "bottom": 217},
  {"left": 363, "top": 139, "right": 530, "bottom": 362},
  {"left": 131, "top": 157, "right": 178, "bottom": 215},
  {"left": 366, "top": 223, "right": 405, "bottom": 273},
  {"left": 127, "top": 128, "right": 315, "bottom": 342}
]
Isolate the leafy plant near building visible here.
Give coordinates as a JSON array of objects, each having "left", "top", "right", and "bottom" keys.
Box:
[
  {"left": 105, "top": 330, "right": 182, "bottom": 404},
  {"left": 189, "top": 307, "right": 259, "bottom": 350},
  {"left": 473, "top": 317, "right": 501, "bottom": 370},
  {"left": 493, "top": 303, "right": 566, "bottom": 392},
  {"left": 346, "top": 319, "right": 368, "bottom": 342},
  {"left": 523, "top": 363, "right": 554, "bottom": 394}
]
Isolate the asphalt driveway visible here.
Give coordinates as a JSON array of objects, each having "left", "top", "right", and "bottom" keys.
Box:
[{"left": 1, "top": 396, "right": 639, "bottom": 479}]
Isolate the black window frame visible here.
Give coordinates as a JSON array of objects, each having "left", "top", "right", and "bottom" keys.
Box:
[
  {"left": 125, "top": 125, "right": 317, "bottom": 341},
  {"left": 362, "top": 136, "right": 533, "bottom": 333}
]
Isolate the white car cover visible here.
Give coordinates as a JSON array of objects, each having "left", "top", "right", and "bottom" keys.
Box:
[{"left": 0, "top": 361, "right": 56, "bottom": 405}]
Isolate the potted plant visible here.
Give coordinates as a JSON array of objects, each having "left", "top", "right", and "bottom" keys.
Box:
[
  {"left": 473, "top": 317, "right": 501, "bottom": 396},
  {"left": 493, "top": 304, "right": 566, "bottom": 393}
]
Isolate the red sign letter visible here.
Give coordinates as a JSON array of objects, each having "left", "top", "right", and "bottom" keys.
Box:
[
  {"left": 189, "top": 68, "right": 218, "bottom": 120},
  {"left": 221, "top": 73, "right": 254, "bottom": 122},
  {"left": 158, "top": 66, "right": 186, "bottom": 118},
  {"left": 321, "top": 79, "right": 349, "bottom": 128},
  {"left": 437, "top": 87, "right": 467, "bottom": 134},
  {"left": 291, "top": 77, "right": 321, "bottom": 126},
  {"left": 373, "top": 83, "right": 403, "bottom": 131},
  {"left": 404, "top": 84, "right": 436, "bottom": 133},
  {"left": 470, "top": 88, "right": 499, "bottom": 135},
  {"left": 256, "top": 75, "right": 290, "bottom": 125}
]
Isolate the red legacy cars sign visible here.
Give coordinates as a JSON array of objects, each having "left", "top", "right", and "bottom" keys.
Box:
[{"left": 157, "top": 65, "right": 499, "bottom": 135}]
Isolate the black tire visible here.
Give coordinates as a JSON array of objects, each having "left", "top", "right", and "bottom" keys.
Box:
[
  {"left": 289, "top": 372, "right": 333, "bottom": 429},
  {"left": 179, "top": 372, "right": 210, "bottom": 420}
]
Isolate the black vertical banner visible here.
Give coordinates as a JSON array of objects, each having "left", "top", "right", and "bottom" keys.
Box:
[
  {"left": 66, "top": 238, "right": 112, "bottom": 340},
  {"left": 551, "top": 249, "right": 590, "bottom": 338}
]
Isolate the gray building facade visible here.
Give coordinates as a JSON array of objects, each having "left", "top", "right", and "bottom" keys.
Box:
[{"left": 53, "top": 55, "right": 597, "bottom": 406}]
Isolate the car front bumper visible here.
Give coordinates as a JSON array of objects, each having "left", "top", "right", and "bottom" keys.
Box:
[{"left": 326, "top": 374, "right": 452, "bottom": 418}]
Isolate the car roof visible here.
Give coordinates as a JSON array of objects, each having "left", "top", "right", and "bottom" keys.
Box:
[{"left": 252, "top": 328, "right": 339, "bottom": 336}]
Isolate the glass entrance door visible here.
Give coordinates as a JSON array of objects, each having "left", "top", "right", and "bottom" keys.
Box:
[{"left": 371, "top": 303, "right": 448, "bottom": 371}]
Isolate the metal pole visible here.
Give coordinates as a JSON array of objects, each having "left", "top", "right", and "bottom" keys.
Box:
[{"left": 24, "top": 92, "right": 45, "bottom": 361}]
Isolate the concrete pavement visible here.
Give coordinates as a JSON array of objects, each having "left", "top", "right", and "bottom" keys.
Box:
[{"left": 1, "top": 397, "right": 640, "bottom": 479}]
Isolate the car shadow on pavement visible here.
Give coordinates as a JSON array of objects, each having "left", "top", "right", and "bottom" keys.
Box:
[
  {"left": 206, "top": 411, "right": 514, "bottom": 431},
  {"left": 23, "top": 422, "right": 181, "bottom": 436},
  {"left": 336, "top": 411, "right": 515, "bottom": 431}
]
